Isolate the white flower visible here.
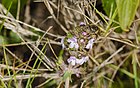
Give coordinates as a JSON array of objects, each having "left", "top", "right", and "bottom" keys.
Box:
[
  {"left": 67, "top": 56, "right": 77, "bottom": 66},
  {"left": 67, "top": 56, "right": 89, "bottom": 66},
  {"left": 76, "top": 56, "right": 89, "bottom": 65},
  {"left": 61, "top": 37, "right": 65, "bottom": 49},
  {"left": 85, "top": 38, "right": 95, "bottom": 49},
  {"left": 67, "top": 37, "right": 79, "bottom": 49}
]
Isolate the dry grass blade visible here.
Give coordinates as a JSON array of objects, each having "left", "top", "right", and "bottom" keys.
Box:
[
  {"left": 43, "top": 0, "right": 68, "bottom": 33},
  {"left": 0, "top": 4, "right": 38, "bottom": 36}
]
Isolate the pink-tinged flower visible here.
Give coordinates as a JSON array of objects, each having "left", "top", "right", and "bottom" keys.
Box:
[
  {"left": 80, "top": 39, "right": 84, "bottom": 43},
  {"left": 82, "top": 32, "right": 87, "bottom": 36},
  {"left": 85, "top": 38, "right": 95, "bottom": 49},
  {"left": 76, "top": 73, "right": 80, "bottom": 77},
  {"left": 67, "top": 37, "right": 79, "bottom": 49},
  {"left": 67, "top": 56, "right": 77, "bottom": 66},
  {"left": 76, "top": 56, "right": 89, "bottom": 65},
  {"left": 80, "top": 22, "right": 86, "bottom": 26}
]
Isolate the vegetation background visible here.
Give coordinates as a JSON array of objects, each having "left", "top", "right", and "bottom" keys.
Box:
[{"left": 0, "top": 0, "right": 140, "bottom": 88}]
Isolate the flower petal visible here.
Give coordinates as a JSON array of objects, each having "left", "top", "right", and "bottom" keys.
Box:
[
  {"left": 76, "top": 56, "right": 89, "bottom": 65},
  {"left": 67, "top": 36, "right": 77, "bottom": 43},
  {"left": 67, "top": 37, "right": 79, "bottom": 49},
  {"left": 82, "top": 32, "right": 87, "bottom": 36},
  {"left": 69, "top": 42, "right": 75, "bottom": 48},
  {"left": 76, "top": 59, "right": 83, "bottom": 65},
  {"left": 86, "top": 38, "right": 95, "bottom": 49},
  {"left": 67, "top": 56, "right": 77, "bottom": 66},
  {"left": 61, "top": 37, "right": 65, "bottom": 49},
  {"left": 74, "top": 43, "right": 79, "bottom": 49},
  {"left": 80, "top": 22, "right": 86, "bottom": 26}
]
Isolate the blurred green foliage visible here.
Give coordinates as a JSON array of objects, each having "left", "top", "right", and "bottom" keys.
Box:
[
  {"left": 116, "top": 0, "right": 139, "bottom": 31},
  {"left": 102, "top": 0, "right": 139, "bottom": 31},
  {"left": 0, "top": 0, "right": 27, "bottom": 44},
  {"left": 0, "top": 35, "right": 7, "bottom": 44},
  {"left": 2, "top": 0, "right": 27, "bottom": 17},
  {"left": 8, "top": 31, "right": 21, "bottom": 44},
  {"left": 102, "top": 0, "right": 116, "bottom": 17}
]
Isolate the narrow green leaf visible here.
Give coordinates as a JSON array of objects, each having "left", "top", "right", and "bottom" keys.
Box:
[
  {"left": 102, "top": 0, "right": 116, "bottom": 17},
  {"left": 58, "top": 50, "right": 64, "bottom": 65},
  {"left": 110, "top": 64, "right": 140, "bottom": 82},
  {"left": 132, "top": 50, "right": 139, "bottom": 88},
  {"left": 116, "top": 0, "right": 139, "bottom": 31},
  {"left": 2, "top": 0, "right": 27, "bottom": 17}
]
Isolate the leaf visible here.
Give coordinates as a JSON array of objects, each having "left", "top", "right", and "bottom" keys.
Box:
[
  {"left": 0, "top": 36, "right": 8, "bottom": 45},
  {"left": 57, "top": 50, "right": 64, "bottom": 66},
  {"left": 102, "top": 0, "right": 121, "bottom": 33},
  {"left": 102, "top": 0, "right": 116, "bottom": 17},
  {"left": 116, "top": 0, "right": 139, "bottom": 31},
  {"left": 8, "top": 31, "right": 21, "bottom": 44}
]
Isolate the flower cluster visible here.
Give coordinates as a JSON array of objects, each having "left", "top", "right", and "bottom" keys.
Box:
[
  {"left": 61, "top": 22, "right": 96, "bottom": 66},
  {"left": 66, "top": 36, "right": 95, "bottom": 50},
  {"left": 61, "top": 37, "right": 95, "bottom": 66}
]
